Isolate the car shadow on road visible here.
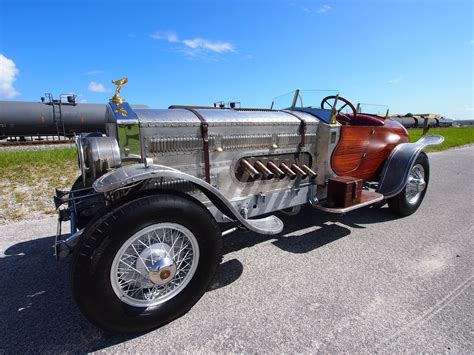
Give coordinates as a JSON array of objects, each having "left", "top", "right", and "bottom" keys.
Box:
[
  {"left": 0, "top": 237, "right": 249, "bottom": 352},
  {"left": 222, "top": 204, "right": 402, "bottom": 255},
  {"left": 0, "top": 234, "right": 136, "bottom": 353},
  {"left": 0, "top": 205, "right": 401, "bottom": 352},
  {"left": 211, "top": 205, "right": 401, "bottom": 291}
]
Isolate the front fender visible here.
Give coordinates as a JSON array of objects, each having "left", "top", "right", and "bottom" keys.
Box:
[
  {"left": 93, "top": 164, "right": 283, "bottom": 235},
  {"left": 377, "top": 135, "right": 444, "bottom": 198}
]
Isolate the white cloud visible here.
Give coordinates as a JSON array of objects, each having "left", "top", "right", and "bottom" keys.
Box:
[
  {"left": 317, "top": 4, "right": 332, "bottom": 13},
  {"left": 300, "top": 6, "right": 311, "bottom": 13},
  {"left": 182, "top": 38, "right": 234, "bottom": 53},
  {"left": 84, "top": 69, "right": 103, "bottom": 75},
  {"left": 0, "top": 54, "right": 20, "bottom": 99},
  {"left": 464, "top": 105, "right": 474, "bottom": 112},
  {"left": 150, "top": 31, "right": 179, "bottom": 42},
  {"left": 88, "top": 81, "right": 111, "bottom": 93},
  {"left": 150, "top": 30, "right": 235, "bottom": 57},
  {"left": 388, "top": 76, "right": 403, "bottom": 84}
]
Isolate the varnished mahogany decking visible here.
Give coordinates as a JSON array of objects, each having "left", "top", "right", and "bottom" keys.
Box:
[{"left": 331, "top": 120, "right": 408, "bottom": 181}]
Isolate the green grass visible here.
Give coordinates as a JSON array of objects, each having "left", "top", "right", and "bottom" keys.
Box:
[
  {"left": 409, "top": 127, "right": 474, "bottom": 152},
  {"left": 0, "top": 147, "right": 79, "bottom": 223},
  {"left": 0, "top": 147, "right": 76, "bottom": 169}
]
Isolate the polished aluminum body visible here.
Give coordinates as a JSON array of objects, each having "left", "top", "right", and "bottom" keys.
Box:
[
  {"left": 97, "top": 102, "right": 341, "bottom": 219},
  {"left": 67, "top": 100, "right": 444, "bottom": 229}
]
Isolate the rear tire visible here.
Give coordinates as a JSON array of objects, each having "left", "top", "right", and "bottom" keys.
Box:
[
  {"left": 388, "top": 152, "right": 430, "bottom": 216},
  {"left": 70, "top": 194, "right": 222, "bottom": 334}
]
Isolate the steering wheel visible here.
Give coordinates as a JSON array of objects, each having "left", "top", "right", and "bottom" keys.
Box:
[{"left": 320, "top": 95, "right": 357, "bottom": 124}]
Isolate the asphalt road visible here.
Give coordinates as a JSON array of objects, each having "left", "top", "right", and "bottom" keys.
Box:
[{"left": 0, "top": 146, "right": 473, "bottom": 353}]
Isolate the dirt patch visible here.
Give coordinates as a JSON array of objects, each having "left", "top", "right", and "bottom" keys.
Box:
[{"left": 0, "top": 160, "right": 79, "bottom": 224}]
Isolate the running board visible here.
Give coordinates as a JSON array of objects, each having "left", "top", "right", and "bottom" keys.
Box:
[{"left": 313, "top": 191, "right": 384, "bottom": 214}]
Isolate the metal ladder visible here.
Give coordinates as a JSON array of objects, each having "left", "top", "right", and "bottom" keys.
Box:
[{"left": 45, "top": 93, "right": 66, "bottom": 139}]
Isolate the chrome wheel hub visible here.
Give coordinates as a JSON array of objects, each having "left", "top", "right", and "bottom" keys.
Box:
[
  {"left": 405, "top": 163, "right": 426, "bottom": 205},
  {"left": 110, "top": 223, "right": 199, "bottom": 307},
  {"left": 135, "top": 243, "right": 177, "bottom": 286}
]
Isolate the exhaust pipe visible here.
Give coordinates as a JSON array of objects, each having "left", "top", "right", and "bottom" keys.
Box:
[
  {"left": 291, "top": 164, "right": 308, "bottom": 179},
  {"left": 301, "top": 164, "right": 317, "bottom": 179},
  {"left": 279, "top": 162, "right": 297, "bottom": 180},
  {"left": 254, "top": 160, "right": 274, "bottom": 179},
  {"left": 267, "top": 161, "right": 285, "bottom": 179},
  {"left": 240, "top": 159, "right": 260, "bottom": 179}
]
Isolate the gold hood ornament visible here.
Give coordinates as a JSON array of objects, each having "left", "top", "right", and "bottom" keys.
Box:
[{"left": 110, "top": 77, "right": 128, "bottom": 104}]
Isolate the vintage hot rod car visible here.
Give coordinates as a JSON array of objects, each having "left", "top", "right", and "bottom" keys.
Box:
[{"left": 54, "top": 80, "right": 443, "bottom": 333}]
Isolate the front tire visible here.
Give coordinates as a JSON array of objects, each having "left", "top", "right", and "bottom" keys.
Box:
[
  {"left": 69, "top": 176, "right": 103, "bottom": 229},
  {"left": 70, "top": 194, "right": 221, "bottom": 334},
  {"left": 387, "top": 152, "right": 430, "bottom": 216}
]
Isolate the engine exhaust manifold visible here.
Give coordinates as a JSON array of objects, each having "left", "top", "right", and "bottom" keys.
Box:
[
  {"left": 279, "top": 162, "right": 297, "bottom": 180},
  {"left": 254, "top": 160, "right": 274, "bottom": 179},
  {"left": 291, "top": 164, "right": 308, "bottom": 179},
  {"left": 240, "top": 159, "right": 261, "bottom": 179},
  {"left": 301, "top": 164, "right": 317, "bottom": 179},
  {"left": 267, "top": 161, "right": 285, "bottom": 179}
]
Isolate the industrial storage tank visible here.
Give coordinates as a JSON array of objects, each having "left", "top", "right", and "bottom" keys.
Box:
[{"left": 0, "top": 96, "right": 107, "bottom": 138}]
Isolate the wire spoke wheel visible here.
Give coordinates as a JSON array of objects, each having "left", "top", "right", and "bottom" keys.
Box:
[
  {"left": 388, "top": 153, "right": 430, "bottom": 217},
  {"left": 110, "top": 223, "right": 200, "bottom": 307},
  {"left": 405, "top": 164, "right": 426, "bottom": 205}
]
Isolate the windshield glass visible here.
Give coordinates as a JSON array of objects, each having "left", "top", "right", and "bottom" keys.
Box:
[
  {"left": 271, "top": 89, "right": 339, "bottom": 110},
  {"left": 357, "top": 103, "right": 389, "bottom": 117}
]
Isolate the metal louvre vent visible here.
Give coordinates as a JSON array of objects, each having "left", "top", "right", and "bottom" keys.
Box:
[
  {"left": 276, "top": 134, "right": 300, "bottom": 146},
  {"left": 149, "top": 136, "right": 215, "bottom": 153},
  {"left": 143, "top": 175, "right": 218, "bottom": 192},
  {"left": 276, "top": 133, "right": 317, "bottom": 147},
  {"left": 148, "top": 132, "right": 318, "bottom": 154},
  {"left": 221, "top": 134, "right": 272, "bottom": 150}
]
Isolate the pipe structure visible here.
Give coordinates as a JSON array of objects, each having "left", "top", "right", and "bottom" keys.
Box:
[
  {"left": 279, "top": 162, "right": 297, "bottom": 179},
  {"left": 267, "top": 161, "right": 285, "bottom": 179},
  {"left": 240, "top": 159, "right": 260, "bottom": 179},
  {"left": 254, "top": 160, "right": 274, "bottom": 179},
  {"left": 291, "top": 164, "right": 308, "bottom": 179},
  {"left": 301, "top": 164, "right": 317, "bottom": 179}
]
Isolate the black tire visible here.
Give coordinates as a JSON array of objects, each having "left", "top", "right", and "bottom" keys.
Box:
[
  {"left": 387, "top": 152, "right": 430, "bottom": 216},
  {"left": 70, "top": 194, "right": 222, "bottom": 334},
  {"left": 69, "top": 176, "right": 104, "bottom": 230}
]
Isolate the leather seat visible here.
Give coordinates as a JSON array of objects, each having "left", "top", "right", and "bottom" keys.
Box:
[{"left": 337, "top": 114, "right": 384, "bottom": 126}]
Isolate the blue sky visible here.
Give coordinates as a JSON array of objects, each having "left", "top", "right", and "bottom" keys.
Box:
[{"left": 0, "top": 0, "right": 472, "bottom": 118}]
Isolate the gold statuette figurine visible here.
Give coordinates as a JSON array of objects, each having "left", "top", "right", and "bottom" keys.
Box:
[{"left": 110, "top": 77, "right": 128, "bottom": 104}]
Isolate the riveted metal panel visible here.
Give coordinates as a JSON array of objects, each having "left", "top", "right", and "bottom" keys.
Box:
[{"left": 112, "top": 105, "right": 325, "bottom": 206}]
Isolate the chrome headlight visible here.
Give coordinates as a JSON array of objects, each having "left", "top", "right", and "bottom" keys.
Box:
[{"left": 76, "top": 134, "right": 121, "bottom": 185}]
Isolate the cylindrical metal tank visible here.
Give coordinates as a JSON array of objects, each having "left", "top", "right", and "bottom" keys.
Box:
[{"left": 0, "top": 101, "right": 107, "bottom": 137}]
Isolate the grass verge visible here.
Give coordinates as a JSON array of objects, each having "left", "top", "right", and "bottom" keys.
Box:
[
  {"left": 0, "top": 147, "right": 78, "bottom": 223},
  {"left": 409, "top": 127, "right": 474, "bottom": 152}
]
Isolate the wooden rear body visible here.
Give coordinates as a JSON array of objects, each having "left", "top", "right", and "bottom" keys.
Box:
[{"left": 331, "top": 120, "right": 409, "bottom": 181}]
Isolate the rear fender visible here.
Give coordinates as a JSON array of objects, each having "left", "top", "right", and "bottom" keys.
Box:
[{"left": 377, "top": 135, "right": 443, "bottom": 198}]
